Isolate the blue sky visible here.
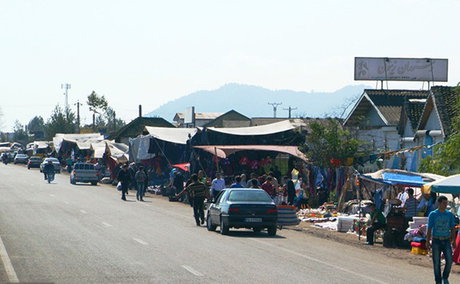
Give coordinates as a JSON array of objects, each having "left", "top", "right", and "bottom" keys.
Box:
[{"left": 1, "top": 0, "right": 459, "bottom": 131}]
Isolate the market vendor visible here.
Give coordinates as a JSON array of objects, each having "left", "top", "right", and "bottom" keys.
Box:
[
  {"left": 403, "top": 188, "right": 418, "bottom": 223},
  {"left": 366, "top": 203, "right": 386, "bottom": 245}
]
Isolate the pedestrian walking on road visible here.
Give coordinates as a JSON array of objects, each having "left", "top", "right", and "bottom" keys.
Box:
[
  {"left": 426, "top": 195, "right": 456, "bottom": 284},
  {"left": 135, "top": 167, "right": 147, "bottom": 201},
  {"left": 117, "top": 164, "right": 131, "bottom": 201},
  {"left": 176, "top": 174, "right": 209, "bottom": 226}
]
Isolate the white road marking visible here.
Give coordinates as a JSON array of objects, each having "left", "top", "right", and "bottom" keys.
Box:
[
  {"left": 133, "top": 238, "right": 148, "bottom": 245},
  {"left": 0, "top": 235, "right": 19, "bottom": 283},
  {"left": 80, "top": 210, "right": 87, "bottom": 214},
  {"left": 102, "top": 222, "right": 113, "bottom": 227},
  {"left": 49, "top": 194, "right": 55, "bottom": 197},
  {"left": 181, "top": 265, "right": 203, "bottom": 277},
  {"left": 250, "top": 239, "right": 387, "bottom": 284}
]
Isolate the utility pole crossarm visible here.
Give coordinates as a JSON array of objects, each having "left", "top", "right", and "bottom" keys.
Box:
[
  {"left": 283, "top": 106, "right": 298, "bottom": 118},
  {"left": 268, "top": 102, "right": 282, "bottom": 118}
]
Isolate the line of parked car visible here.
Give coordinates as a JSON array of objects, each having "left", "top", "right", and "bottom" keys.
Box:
[{"left": 5, "top": 153, "right": 99, "bottom": 186}]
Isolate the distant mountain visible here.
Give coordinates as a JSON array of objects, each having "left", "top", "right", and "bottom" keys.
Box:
[{"left": 146, "top": 83, "right": 371, "bottom": 121}]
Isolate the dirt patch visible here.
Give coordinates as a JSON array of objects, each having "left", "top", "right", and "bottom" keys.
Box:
[{"left": 285, "top": 221, "right": 460, "bottom": 274}]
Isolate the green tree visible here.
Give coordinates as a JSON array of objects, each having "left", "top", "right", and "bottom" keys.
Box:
[
  {"left": 28, "top": 116, "right": 45, "bottom": 139},
  {"left": 104, "top": 107, "right": 125, "bottom": 133},
  {"left": 419, "top": 84, "right": 460, "bottom": 175},
  {"left": 87, "top": 91, "right": 108, "bottom": 129},
  {"left": 13, "top": 120, "right": 29, "bottom": 145},
  {"left": 44, "top": 105, "right": 77, "bottom": 140},
  {"left": 301, "top": 118, "right": 364, "bottom": 167}
]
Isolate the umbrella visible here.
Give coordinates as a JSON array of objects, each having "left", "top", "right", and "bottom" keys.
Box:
[
  {"left": 171, "top": 163, "right": 190, "bottom": 172},
  {"left": 422, "top": 174, "right": 460, "bottom": 194}
]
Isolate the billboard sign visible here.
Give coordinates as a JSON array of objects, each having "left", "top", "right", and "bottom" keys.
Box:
[
  {"left": 355, "top": 57, "right": 448, "bottom": 82},
  {"left": 184, "top": 106, "right": 195, "bottom": 124}
]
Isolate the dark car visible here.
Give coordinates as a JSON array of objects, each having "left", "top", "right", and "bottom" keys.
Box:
[
  {"left": 206, "top": 188, "right": 278, "bottom": 236},
  {"left": 27, "top": 156, "right": 43, "bottom": 169}
]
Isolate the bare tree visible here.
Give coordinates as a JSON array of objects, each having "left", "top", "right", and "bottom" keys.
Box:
[{"left": 323, "top": 95, "right": 361, "bottom": 119}]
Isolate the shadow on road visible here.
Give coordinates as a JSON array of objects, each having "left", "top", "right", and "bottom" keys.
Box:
[{"left": 218, "top": 230, "right": 286, "bottom": 239}]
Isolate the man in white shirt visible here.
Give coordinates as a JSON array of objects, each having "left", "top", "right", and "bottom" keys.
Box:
[{"left": 211, "top": 172, "right": 226, "bottom": 200}]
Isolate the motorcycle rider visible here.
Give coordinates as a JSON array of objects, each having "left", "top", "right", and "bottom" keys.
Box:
[{"left": 43, "top": 160, "right": 55, "bottom": 181}]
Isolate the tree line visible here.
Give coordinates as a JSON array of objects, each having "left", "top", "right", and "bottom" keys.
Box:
[{"left": 6, "top": 91, "right": 125, "bottom": 145}]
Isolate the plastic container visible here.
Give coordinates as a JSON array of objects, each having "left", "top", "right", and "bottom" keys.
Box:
[{"left": 411, "top": 247, "right": 428, "bottom": 255}]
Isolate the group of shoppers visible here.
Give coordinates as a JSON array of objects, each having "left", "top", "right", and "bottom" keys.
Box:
[{"left": 117, "top": 163, "right": 148, "bottom": 201}]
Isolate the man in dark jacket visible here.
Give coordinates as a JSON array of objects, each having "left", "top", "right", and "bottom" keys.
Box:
[
  {"left": 176, "top": 174, "right": 209, "bottom": 226},
  {"left": 117, "top": 164, "right": 131, "bottom": 201}
]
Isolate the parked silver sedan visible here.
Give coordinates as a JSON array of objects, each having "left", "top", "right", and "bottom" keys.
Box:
[{"left": 14, "top": 154, "right": 29, "bottom": 164}]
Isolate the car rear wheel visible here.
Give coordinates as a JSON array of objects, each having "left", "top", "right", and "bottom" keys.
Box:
[
  {"left": 206, "top": 214, "right": 217, "bottom": 231},
  {"left": 267, "top": 226, "right": 277, "bottom": 236},
  {"left": 253, "top": 227, "right": 261, "bottom": 233},
  {"left": 91, "top": 181, "right": 97, "bottom": 186},
  {"left": 220, "top": 217, "right": 229, "bottom": 235}
]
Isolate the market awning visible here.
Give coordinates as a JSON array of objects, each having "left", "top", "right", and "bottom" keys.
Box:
[
  {"left": 144, "top": 126, "right": 197, "bottom": 145},
  {"left": 358, "top": 174, "right": 393, "bottom": 185},
  {"left": 193, "top": 145, "right": 308, "bottom": 162},
  {"left": 422, "top": 174, "right": 460, "bottom": 194},
  {"left": 91, "top": 142, "right": 107, "bottom": 159},
  {"left": 206, "top": 120, "right": 295, "bottom": 136},
  {"left": 382, "top": 172, "right": 426, "bottom": 187},
  {"left": 53, "top": 133, "right": 104, "bottom": 153}
]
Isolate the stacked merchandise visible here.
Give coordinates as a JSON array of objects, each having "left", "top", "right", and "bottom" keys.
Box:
[
  {"left": 337, "top": 215, "right": 361, "bottom": 233},
  {"left": 411, "top": 241, "right": 428, "bottom": 255},
  {"left": 404, "top": 217, "right": 428, "bottom": 255}
]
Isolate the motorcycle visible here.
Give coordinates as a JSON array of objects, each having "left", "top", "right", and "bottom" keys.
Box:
[{"left": 47, "top": 172, "right": 55, "bottom": 183}]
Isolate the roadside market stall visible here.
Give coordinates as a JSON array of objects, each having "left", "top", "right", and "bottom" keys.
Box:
[{"left": 53, "top": 133, "right": 104, "bottom": 160}]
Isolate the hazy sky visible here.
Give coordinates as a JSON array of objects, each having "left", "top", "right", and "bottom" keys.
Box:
[{"left": 1, "top": 0, "right": 459, "bottom": 131}]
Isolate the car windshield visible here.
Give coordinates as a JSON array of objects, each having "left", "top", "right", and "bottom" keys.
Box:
[
  {"left": 75, "top": 164, "right": 95, "bottom": 170},
  {"left": 228, "top": 190, "right": 272, "bottom": 202},
  {"left": 17, "top": 154, "right": 27, "bottom": 157},
  {"left": 46, "top": 158, "right": 59, "bottom": 163}
]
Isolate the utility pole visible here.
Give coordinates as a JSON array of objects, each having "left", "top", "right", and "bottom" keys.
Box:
[
  {"left": 74, "top": 100, "right": 83, "bottom": 133},
  {"left": 268, "top": 102, "right": 282, "bottom": 118},
  {"left": 61, "top": 83, "right": 71, "bottom": 109},
  {"left": 283, "top": 106, "right": 297, "bottom": 118}
]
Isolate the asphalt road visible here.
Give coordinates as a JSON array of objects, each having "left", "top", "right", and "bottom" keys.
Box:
[{"left": 0, "top": 163, "right": 459, "bottom": 284}]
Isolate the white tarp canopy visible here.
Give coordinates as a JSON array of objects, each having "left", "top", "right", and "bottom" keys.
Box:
[
  {"left": 53, "top": 133, "right": 104, "bottom": 153},
  {"left": 90, "top": 140, "right": 129, "bottom": 162},
  {"left": 144, "top": 126, "right": 197, "bottom": 145},
  {"left": 35, "top": 141, "right": 50, "bottom": 149},
  {"left": 206, "top": 120, "right": 295, "bottom": 136},
  {"left": 194, "top": 145, "right": 309, "bottom": 162},
  {"left": 91, "top": 141, "right": 107, "bottom": 159},
  {"left": 107, "top": 141, "right": 129, "bottom": 162}
]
